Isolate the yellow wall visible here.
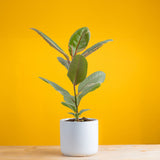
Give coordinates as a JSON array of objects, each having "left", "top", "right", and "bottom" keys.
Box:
[{"left": 0, "top": 0, "right": 160, "bottom": 145}]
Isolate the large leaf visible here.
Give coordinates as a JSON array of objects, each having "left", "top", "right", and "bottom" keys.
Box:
[
  {"left": 78, "top": 83, "right": 101, "bottom": 104},
  {"left": 78, "top": 71, "right": 106, "bottom": 93},
  {"left": 81, "top": 39, "right": 113, "bottom": 57},
  {"left": 61, "top": 102, "right": 76, "bottom": 112},
  {"left": 57, "top": 57, "right": 69, "bottom": 70},
  {"left": 78, "top": 109, "right": 90, "bottom": 116},
  {"left": 68, "top": 27, "right": 90, "bottom": 56},
  {"left": 31, "top": 28, "right": 70, "bottom": 61},
  {"left": 39, "top": 77, "right": 74, "bottom": 105},
  {"left": 67, "top": 55, "right": 88, "bottom": 85}
]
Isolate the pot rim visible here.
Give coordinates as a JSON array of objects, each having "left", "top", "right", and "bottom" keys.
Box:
[{"left": 60, "top": 118, "right": 98, "bottom": 123}]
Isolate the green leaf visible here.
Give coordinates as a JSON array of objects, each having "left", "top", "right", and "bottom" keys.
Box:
[
  {"left": 57, "top": 57, "right": 69, "bottom": 70},
  {"left": 78, "top": 109, "right": 90, "bottom": 116},
  {"left": 81, "top": 39, "right": 113, "bottom": 57},
  {"left": 78, "top": 83, "right": 101, "bottom": 104},
  {"left": 78, "top": 71, "right": 106, "bottom": 93},
  {"left": 61, "top": 102, "right": 76, "bottom": 112},
  {"left": 67, "top": 55, "right": 88, "bottom": 85},
  {"left": 39, "top": 77, "right": 74, "bottom": 105},
  {"left": 77, "top": 71, "right": 106, "bottom": 104},
  {"left": 68, "top": 112, "right": 76, "bottom": 117},
  {"left": 68, "top": 27, "right": 90, "bottom": 56},
  {"left": 31, "top": 28, "right": 70, "bottom": 61}
]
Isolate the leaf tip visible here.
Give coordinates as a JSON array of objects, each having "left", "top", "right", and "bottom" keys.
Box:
[
  {"left": 30, "top": 28, "right": 36, "bottom": 31},
  {"left": 104, "top": 39, "right": 113, "bottom": 43},
  {"left": 39, "top": 77, "right": 49, "bottom": 83},
  {"left": 39, "top": 76, "right": 44, "bottom": 81}
]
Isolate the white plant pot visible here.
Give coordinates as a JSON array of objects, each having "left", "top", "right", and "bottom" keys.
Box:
[{"left": 60, "top": 118, "right": 98, "bottom": 156}]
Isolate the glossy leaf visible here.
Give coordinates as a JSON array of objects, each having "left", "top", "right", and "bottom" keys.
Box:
[
  {"left": 57, "top": 57, "right": 69, "bottom": 70},
  {"left": 78, "top": 109, "right": 90, "bottom": 116},
  {"left": 39, "top": 77, "right": 74, "bottom": 105},
  {"left": 78, "top": 83, "right": 101, "bottom": 103},
  {"left": 61, "top": 102, "right": 76, "bottom": 112},
  {"left": 81, "top": 39, "right": 113, "bottom": 57},
  {"left": 31, "top": 28, "right": 70, "bottom": 61},
  {"left": 67, "top": 55, "right": 88, "bottom": 85},
  {"left": 78, "top": 71, "right": 106, "bottom": 93},
  {"left": 68, "top": 27, "right": 90, "bottom": 56}
]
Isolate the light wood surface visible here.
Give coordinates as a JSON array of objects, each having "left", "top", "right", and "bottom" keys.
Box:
[{"left": 0, "top": 145, "right": 160, "bottom": 160}]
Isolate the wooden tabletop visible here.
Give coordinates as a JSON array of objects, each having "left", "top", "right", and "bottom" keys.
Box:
[{"left": 0, "top": 145, "right": 160, "bottom": 160}]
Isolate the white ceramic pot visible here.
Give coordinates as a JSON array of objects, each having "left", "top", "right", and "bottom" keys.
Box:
[{"left": 60, "top": 118, "right": 98, "bottom": 156}]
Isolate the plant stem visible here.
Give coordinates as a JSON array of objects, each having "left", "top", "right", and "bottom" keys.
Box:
[{"left": 73, "top": 84, "right": 79, "bottom": 121}]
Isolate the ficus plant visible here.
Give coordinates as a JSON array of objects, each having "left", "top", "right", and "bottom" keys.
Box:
[{"left": 31, "top": 27, "right": 112, "bottom": 121}]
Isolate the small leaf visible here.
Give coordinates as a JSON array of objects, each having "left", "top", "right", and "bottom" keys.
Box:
[
  {"left": 68, "top": 112, "right": 76, "bottom": 117},
  {"left": 78, "top": 109, "right": 90, "bottom": 116},
  {"left": 78, "top": 83, "right": 101, "bottom": 103},
  {"left": 61, "top": 102, "right": 76, "bottom": 112},
  {"left": 31, "top": 28, "right": 70, "bottom": 61},
  {"left": 39, "top": 77, "right": 74, "bottom": 105},
  {"left": 67, "top": 55, "right": 88, "bottom": 85},
  {"left": 57, "top": 57, "right": 69, "bottom": 70},
  {"left": 78, "top": 71, "right": 106, "bottom": 93},
  {"left": 81, "top": 39, "right": 113, "bottom": 57},
  {"left": 68, "top": 27, "right": 90, "bottom": 56}
]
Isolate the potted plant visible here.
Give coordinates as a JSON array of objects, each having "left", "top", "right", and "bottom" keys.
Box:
[{"left": 31, "top": 27, "right": 112, "bottom": 156}]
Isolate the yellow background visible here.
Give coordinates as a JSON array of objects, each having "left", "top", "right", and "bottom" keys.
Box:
[{"left": 0, "top": 0, "right": 160, "bottom": 145}]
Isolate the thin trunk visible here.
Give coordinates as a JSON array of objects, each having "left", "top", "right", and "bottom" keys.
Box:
[{"left": 73, "top": 84, "right": 79, "bottom": 121}]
